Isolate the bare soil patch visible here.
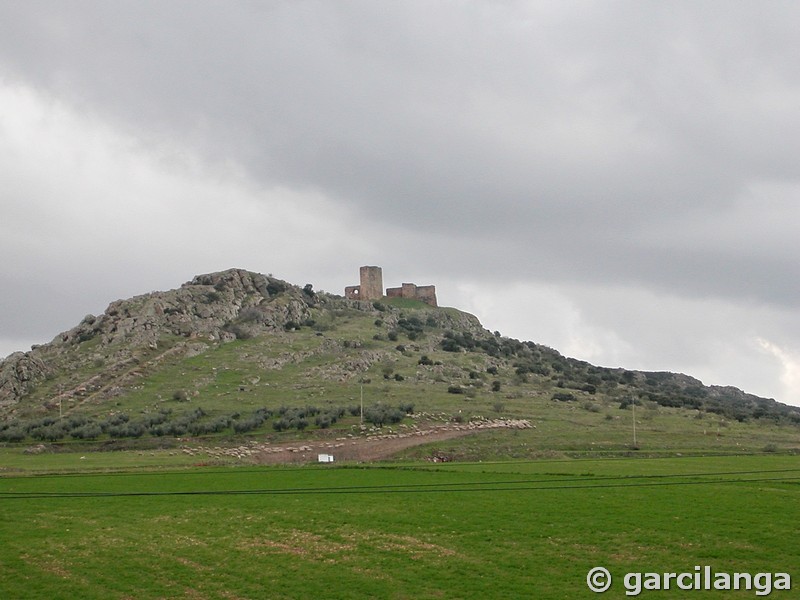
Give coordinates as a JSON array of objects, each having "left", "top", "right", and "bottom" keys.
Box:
[{"left": 183, "top": 418, "right": 531, "bottom": 465}]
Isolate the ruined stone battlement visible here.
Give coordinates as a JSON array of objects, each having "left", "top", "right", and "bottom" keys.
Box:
[
  {"left": 385, "top": 283, "right": 437, "bottom": 306},
  {"left": 345, "top": 266, "right": 437, "bottom": 307}
]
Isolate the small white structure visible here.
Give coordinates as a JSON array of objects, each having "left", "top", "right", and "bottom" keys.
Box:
[{"left": 317, "top": 453, "right": 335, "bottom": 463}]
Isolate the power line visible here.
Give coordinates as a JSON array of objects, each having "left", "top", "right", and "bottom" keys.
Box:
[{"left": 1, "top": 470, "right": 798, "bottom": 500}]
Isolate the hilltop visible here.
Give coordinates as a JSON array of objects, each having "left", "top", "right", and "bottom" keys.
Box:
[{"left": 1, "top": 268, "right": 798, "bottom": 460}]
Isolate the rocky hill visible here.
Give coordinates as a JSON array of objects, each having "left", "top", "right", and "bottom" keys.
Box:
[
  {"left": 0, "top": 268, "right": 798, "bottom": 452},
  {"left": 1, "top": 270, "right": 311, "bottom": 407}
]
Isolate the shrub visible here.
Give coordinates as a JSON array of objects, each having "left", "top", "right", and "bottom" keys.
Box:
[
  {"left": 447, "top": 385, "right": 464, "bottom": 395},
  {"left": 618, "top": 398, "right": 641, "bottom": 409},
  {"left": 266, "top": 281, "right": 287, "bottom": 296},
  {"left": 398, "top": 402, "right": 415, "bottom": 414},
  {"left": 363, "top": 404, "right": 405, "bottom": 427},
  {"left": 491, "top": 381, "right": 502, "bottom": 392},
  {"left": 441, "top": 338, "right": 462, "bottom": 352},
  {"left": 0, "top": 427, "right": 25, "bottom": 442},
  {"left": 31, "top": 424, "right": 67, "bottom": 442},
  {"left": 233, "top": 419, "right": 260, "bottom": 434},
  {"left": 71, "top": 424, "right": 102, "bottom": 440}
]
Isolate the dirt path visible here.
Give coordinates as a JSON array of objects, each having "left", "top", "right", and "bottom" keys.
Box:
[
  {"left": 253, "top": 427, "right": 475, "bottom": 464},
  {"left": 183, "top": 418, "right": 532, "bottom": 465}
]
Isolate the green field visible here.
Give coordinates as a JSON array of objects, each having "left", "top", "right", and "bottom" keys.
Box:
[
  {"left": 1, "top": 454, "right": 798, "bottom": 599},
  {"left": 2, "top": 281, "right": 799, "bottom": 597}
]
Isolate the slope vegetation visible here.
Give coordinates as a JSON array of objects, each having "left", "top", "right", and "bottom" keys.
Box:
[{"left": 1, "top": 269, "right": 798, "bottom": 458}]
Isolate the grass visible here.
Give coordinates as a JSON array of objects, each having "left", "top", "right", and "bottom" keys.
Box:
[
  {"left": 4, "top": 291, "right": 800, "bottom": 596},
  {"left": 7, "top": 298, "right": 800, "bottom": 458},
  {"left": 1, "top": 455, "right": 798, "bottom": 599}
]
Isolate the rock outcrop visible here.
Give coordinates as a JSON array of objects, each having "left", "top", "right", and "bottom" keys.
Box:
[
  {"left": 0, "top": 269, "right": 316, "bottom": 409},
  {"left": 0, "top": 352, "right": 49, "bottom": 408}
]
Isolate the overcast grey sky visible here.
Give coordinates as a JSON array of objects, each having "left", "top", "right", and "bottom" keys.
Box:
[{"left": 1, "top": 1, "right": 799, "bottom": 406}]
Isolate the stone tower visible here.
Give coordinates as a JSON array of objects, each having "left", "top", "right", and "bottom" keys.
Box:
[
  {"left": 359, "top": 266, "right": 384, "bottom": 301},
  {"left": 345, "top": 266, "right": 384, "bottom": 301}
]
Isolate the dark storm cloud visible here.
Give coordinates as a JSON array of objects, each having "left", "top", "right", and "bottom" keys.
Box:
[
  {"left": 2, "top": 3, "right": 799, "bottom": 279},
  {"left": 2, "top": 1, "right": 800, "bottom": 401}
]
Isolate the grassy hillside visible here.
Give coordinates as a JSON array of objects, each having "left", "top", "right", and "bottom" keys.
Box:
[
  {"left": 1, "top": 269, "right": 799, "bottom": 460},
  {"left": 2, "top": 270, "right": 799, "bottom": 599}
]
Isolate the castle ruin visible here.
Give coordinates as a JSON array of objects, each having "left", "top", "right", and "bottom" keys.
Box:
[{"left": 345, "top": 266, "right": 437, "bottom": 307}]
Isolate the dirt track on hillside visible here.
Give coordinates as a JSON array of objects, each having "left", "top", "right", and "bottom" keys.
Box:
[
  {"left": 183, "top": 418, "right": 532, "bottom": 465},
  {"left": 253, "top": 427, "right": 476, "bottom": 464}
]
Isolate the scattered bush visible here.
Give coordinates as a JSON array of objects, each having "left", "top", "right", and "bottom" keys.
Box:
[
  {"left": 363, "top": 404, "right": 405, "bottom": 427},
  {"left": 0, "top": 427, "right": 25, "bottom": 443},
  {"left": 266, "top": 281, "right": 287, "bottom": 296}
]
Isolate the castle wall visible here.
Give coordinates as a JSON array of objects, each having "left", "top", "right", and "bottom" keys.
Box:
[
  {"left": 344, "top": 285, "right": 361, "bottom": 300},
  {"left": 346, "top": 267, "right": 436, "bottom": 307},
  {"left": 385, "top": 283, "right": 438, "bottom": 307},
  {"left": 414, "top": 285, "right": 438, "bottom": 307}
]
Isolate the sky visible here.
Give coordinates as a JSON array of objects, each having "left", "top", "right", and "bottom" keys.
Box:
[{"left": 1, "top": 1, "right": 799, "bottom": 406}]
